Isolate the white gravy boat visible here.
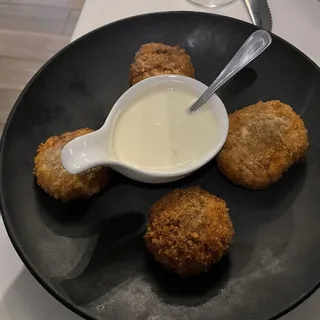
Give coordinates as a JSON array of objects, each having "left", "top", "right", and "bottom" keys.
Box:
[{"left": 61, "top": 75, "right": 229, "bottom": 184}]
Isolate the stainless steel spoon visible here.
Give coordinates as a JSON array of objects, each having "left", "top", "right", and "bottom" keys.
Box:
[{"left": 189, "top": 29, "right": 272, "bottom": 113}]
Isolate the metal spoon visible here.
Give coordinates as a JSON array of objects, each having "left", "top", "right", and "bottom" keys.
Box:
[{"left": 190, "top": 29, "right": 272, "bottom": 113}]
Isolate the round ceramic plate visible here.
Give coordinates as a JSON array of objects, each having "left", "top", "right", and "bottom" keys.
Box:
[{"left": 1, "top": 11, "right": 320, "bottom": 320}]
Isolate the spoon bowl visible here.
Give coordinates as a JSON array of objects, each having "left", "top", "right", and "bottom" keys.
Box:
[{"left": 61, "top": 75, "right": 229, "bottom": 183}]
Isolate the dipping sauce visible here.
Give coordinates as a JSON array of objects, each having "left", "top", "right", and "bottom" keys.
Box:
[{"left": 111, "top": 83, "right": 218, "bottom": 171}]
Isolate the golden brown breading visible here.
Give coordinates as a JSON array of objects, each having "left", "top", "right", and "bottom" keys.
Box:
[
  {"left": 217, "top": 100, "right": 309, "bottom": 190},
  {"left": 144, "top": 187, "right": 234, "bottom": 277},
  {"left": 34, "top": 128, "right": 109, "bottom": 202},
  {"left": 129, "top": 42, "right": 195, "bottom": 85}
]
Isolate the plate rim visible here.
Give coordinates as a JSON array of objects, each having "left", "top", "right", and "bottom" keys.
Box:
[{"left": 0, "top": 10, "right": 319, "bottom": 320}]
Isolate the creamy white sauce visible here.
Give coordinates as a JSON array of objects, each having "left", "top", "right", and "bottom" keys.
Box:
[{"left": 111, "top": 83, "right": 218, "bottom": 171}]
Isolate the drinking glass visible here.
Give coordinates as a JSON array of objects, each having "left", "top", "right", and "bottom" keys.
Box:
[{"left": 187, "top": 0, "right": 236, "bottom": 8}]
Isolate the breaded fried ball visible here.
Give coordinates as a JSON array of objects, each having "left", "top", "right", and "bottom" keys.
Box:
[
  {"left": 129, "top": 42, "right": 195, "bottom": 85},
  {"left": 34, "top": 128, "right": 109, "bottom": 202},
  {"left": 217, "top": 100, "right": 309, "bottom": 190},
  {"left": 144, "top": 187, "right": 234, "bottom": 277}
]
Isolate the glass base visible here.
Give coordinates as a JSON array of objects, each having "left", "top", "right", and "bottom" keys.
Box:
[{"left": 187, "top": 0, "right": 236, "bottom": 8}]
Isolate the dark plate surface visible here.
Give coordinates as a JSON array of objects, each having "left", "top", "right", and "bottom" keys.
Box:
[{"left": 1, "top": 11, "right": 320, "bottom": 320}]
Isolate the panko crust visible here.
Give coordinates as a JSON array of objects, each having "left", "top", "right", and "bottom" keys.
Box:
[
  {"left": 34, "top": 128, "right": 109, "bottom": 202},
  {"left": 217, "top": 100, "right": 309, "bottom": 190},
  {"left": 144, "top": 187, "right": 234, "bottom": 277},
  {"left": 129, "top": 42, "right": 195, "bottom": 85}
]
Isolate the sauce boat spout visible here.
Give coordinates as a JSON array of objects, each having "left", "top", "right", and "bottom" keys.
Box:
[{"left": 61, "top": 129, "right": 115, "bottom": 175}]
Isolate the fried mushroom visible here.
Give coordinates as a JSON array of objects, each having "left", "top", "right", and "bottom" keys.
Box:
[
  {"left": 217, "top": 100, "right": 309, "bottom": 189},
  {"left": 144, "top": 187, "right": 234, "bottom": 277},
  {"left": 34, "top": 128, "right": 109, "bottom": 202},
  {"left": 129, "top": 42, "right": 195, "bottom": 85}
]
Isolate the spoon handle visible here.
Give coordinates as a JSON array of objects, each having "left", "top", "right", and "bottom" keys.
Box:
[{"left": 190, "top": 29, "right": 272, "bottom": 113}]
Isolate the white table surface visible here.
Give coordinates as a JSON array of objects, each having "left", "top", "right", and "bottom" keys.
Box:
[{"left": 1, "top": 0, "right": 320, "bottom": 319}]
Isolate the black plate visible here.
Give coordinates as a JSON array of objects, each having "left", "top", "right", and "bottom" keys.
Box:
[{"left": 1, "top": 11, "right": 320, "bottom": 320}]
